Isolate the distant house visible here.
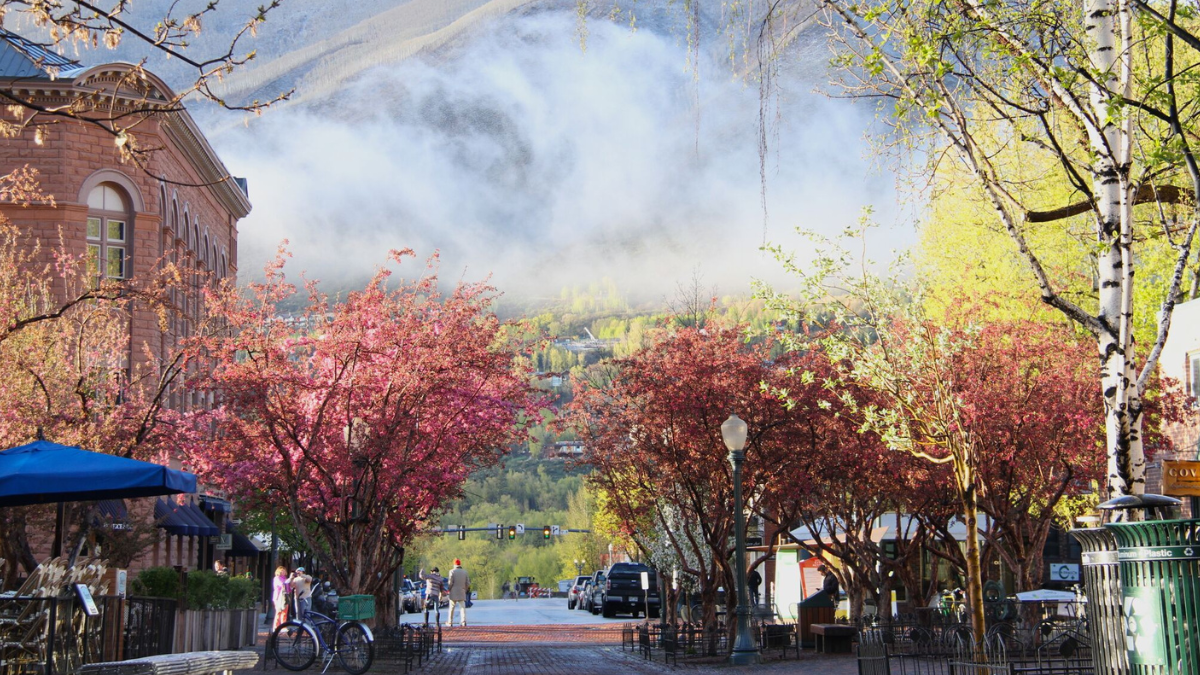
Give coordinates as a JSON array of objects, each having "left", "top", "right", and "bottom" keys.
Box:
[
  {"left": 547, "top": 441, "right": 585, "bottom": 459},
  {"left": 1, "top": 29, "right": 256, "bottom": 574},
  {"left": 1148, "top": 298, "right": 1200, "bottom": 512}
]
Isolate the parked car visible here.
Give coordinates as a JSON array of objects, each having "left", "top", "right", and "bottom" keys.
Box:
[
  {"left": 598, "top": 562, "right": 659, "bottom": 619},
  {"left": 398, "top": 578, "right": 419, "bottom": 614},
  {"left": 567, "top": 575, "right": 590, "bottom": 610},
  {"left": 585, "top": 570, "right": 606, "bottom": 614}
]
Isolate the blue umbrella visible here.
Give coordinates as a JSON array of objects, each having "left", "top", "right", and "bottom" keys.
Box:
[
  {"left": 0, "top": 439, "right": 196, "bottom": 507},
  {"left": 0, "top": 440, "right": 197, "bottom": 675}
]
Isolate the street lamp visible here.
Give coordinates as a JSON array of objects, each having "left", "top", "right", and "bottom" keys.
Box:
[
  {"left": 574, "top": 559, "right": 586, "bottom": 576},
  {"left": 722, "top": 413, "right": 759, "bottom": 666}
]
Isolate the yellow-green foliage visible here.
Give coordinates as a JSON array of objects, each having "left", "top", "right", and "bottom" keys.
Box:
[{"left": 917, "top": 157, "right": 1187, "bottom": 348}]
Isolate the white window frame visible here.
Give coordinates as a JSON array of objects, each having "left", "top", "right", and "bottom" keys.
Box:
[{"left": 86, "top": 184, "right": 129, "bottom": 281}]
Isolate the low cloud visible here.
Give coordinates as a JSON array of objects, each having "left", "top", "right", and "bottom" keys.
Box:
[{"left": 212, "top": 10, "right": 905, "bottom": 304}]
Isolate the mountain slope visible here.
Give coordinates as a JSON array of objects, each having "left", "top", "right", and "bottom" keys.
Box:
[{"left": 211, "top": 0, "right": 540, "bottom": 107}]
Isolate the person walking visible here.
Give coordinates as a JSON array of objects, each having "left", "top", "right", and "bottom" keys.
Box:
[
  {"left": 501, "top": 580, "right": 511, "bottom": 600},
  {"left": 748, "top": 568, "right": 762, "bottom": 607},
  {"left": 419, "top": 567, "right": 445, "bottom": 626},
  {"left": 291, "top": 567, "right": 314, "bottom": 620},
  {"left": 445, "top": 559, "right": 470, "bottom": 627},
  {"left": 272, "top": 566, "right": 292, "bottom": 630}
]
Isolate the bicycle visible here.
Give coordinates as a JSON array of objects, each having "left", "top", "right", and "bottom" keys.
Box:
[{"left": 272, "top": 608, "right": 375, "bottom": 675}]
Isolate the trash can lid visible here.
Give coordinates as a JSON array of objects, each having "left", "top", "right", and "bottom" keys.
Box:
[{"left": 1098, "top": 494, "right": 1181, "bottom": 511}]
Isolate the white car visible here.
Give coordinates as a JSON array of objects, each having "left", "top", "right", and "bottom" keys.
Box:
[{"left": 567, "top": 575, "right": 589, "bottom": 609}]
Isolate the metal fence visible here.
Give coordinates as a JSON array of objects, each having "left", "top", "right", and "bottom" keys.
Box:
[
  {"left": 858, "top": 624, "right": 1096, "bottom": 675},
  {"left": 1, "top": 595, "right": 179, "bottom": 675},
  {"left": 372, "top": 623, "right": 439, "bottom": 674},
  {"left": 121, "top": 597, "right": 177, "bottom": 659}
]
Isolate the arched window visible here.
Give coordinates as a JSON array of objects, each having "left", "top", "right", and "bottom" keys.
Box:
[{"left": 86, "top": 183, "right": 130, "bottom": 280}]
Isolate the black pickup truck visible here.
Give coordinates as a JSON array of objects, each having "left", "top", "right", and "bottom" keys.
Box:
[{"left": 599, "top": 562, "right": 660, "bottom": 619}]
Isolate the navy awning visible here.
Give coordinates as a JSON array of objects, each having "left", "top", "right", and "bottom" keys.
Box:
[
  {"left": 155, "top": 498, "right": 197, "bottom": 536},
  {"left": 180, "top": 502, "right": 220, "bottom": 537},
  {"left": 226, "top": 524, "right": 262, "bottom": 558},
  {"left": 199, "top": 496, "right": 231, "bottom": 513},
  {"left": 94, "top": 499, "right": 130, "bottom": 530}
]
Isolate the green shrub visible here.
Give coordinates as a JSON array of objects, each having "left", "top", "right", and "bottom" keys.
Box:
[
  {"left": 131, "top": 567, "right": 257, "bottom": 610},
  {"left": 227, "top": 575, "right": 258, "bottom": 609},
  {"left": 132, "top": 567, "right": 181, "bottom": 599},
  {"left": 186, "top": 571, "right": 230, "bottom": 609}
]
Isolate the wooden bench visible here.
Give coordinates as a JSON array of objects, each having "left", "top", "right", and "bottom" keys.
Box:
[
  {"left": 76, "top": 650, "right": 259, "bottom": 675},
  {"left": 811, "top": 623, "right": 856, "bottom": 654}
]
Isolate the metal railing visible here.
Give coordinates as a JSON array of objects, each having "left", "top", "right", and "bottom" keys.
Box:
[{"left": 373, "top": 623, "right": 438, "bottom": 673}]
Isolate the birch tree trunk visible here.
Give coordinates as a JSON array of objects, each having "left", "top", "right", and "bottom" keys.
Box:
[{"left": 1086, "top": 0, "right": 1146, "bottom": 499}]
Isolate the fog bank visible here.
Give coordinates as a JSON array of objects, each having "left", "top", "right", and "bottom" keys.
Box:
[{"left": 213, "top": 11, "right": 906, "bottom": 303}]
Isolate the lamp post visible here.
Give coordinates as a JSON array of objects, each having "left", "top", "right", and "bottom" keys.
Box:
[
  {"left": 574, "top": 559, "right": 585, "bottom": 576},
  {"left": 722, "top": 413, "right": 760, "bottom": 665}
]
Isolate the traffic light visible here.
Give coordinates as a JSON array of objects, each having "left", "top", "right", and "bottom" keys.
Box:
[
  {"left": 543, "top": 526, "right": 551, "bottom": 540},
  {"left": 495, "top": 524, "right": 503, "bottom": 540},
  {"left": 508, "top": 525, "right": 516, "bottom": 540},
  {"left": 458, "top": 526, "right": 466, "bottom": 541}
]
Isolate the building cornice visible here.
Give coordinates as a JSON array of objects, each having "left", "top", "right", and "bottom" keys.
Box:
[{"left": 1, "top": 62, "right": 251, "bottom": 219}]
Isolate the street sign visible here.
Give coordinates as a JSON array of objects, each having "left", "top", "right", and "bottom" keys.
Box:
[
  {"left": 75, "top": 584, "right": 99, "bottom": 617},
  {"left": 1048, "top": 563, "right": 1081, "bottom": 582},
  {"left": 640, "top": 572, "right": 649, "bottom": 590},
  {"left": 1162, "top": 460, "right": 1200, "bottom": 497},
  {"left": 516, "top": 524, "right": 525, "bottom": 535},
  {"left": 551, "top": 525, "right": 561, "bottom": 536}
]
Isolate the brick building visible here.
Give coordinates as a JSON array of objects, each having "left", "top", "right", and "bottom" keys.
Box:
[
  {"left": 1147, "top": 298, "right": 1200, "bottom": 514},
  {"left": 2, "top": 29, "right": 258, "bottom": 573}
]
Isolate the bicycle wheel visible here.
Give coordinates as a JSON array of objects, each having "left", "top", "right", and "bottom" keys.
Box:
[
  {"left": 272, "top": 622, "right": 317, "bottom": 671},
  {"left": 336, "top": 622, "right": 374, "bottom": 675}
]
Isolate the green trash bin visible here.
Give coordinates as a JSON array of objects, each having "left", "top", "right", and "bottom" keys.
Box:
[
  {"left": 1107, "top": 518, "right": 1200, "bottom": 674},
  {"left": 1071, "top": 527, "right": 1129, "bottom": 675}
]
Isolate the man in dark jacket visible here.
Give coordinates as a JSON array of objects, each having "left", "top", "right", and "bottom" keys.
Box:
[
  {"left": 818, "top": 565, "right": 839, "bottom": 599},
  {"left": 747, "top": 569, "right": 762, "bottom": 607}
]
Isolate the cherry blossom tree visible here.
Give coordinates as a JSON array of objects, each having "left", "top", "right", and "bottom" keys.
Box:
[{"left": 187, "top": 249, "right": 539, "bottom": 622}]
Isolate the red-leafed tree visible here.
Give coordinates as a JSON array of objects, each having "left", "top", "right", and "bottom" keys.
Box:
[
  {"left": 763, "top": 357, "right": 950, "bottom": 624},
  {"left": 186, "top": 249, "right": 539, "bottom": 619},
  {"left": 959, "top": 318, "right": 1108, "bottom": 592},
  {"left": 569, "top": 324, "right": 825, "bottom": 648}
]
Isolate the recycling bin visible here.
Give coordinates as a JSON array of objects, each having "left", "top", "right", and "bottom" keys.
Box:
[
  {"left": 1107, "top": 518, "right": 1200, "bottom": 674},
  {"left": 1071, "top": 527, "right": 1129, "bottom": 675}
]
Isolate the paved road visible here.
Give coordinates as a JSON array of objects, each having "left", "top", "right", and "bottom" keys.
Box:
[{"left": 419, "top": 598, "right": 614, "bottom": 626}]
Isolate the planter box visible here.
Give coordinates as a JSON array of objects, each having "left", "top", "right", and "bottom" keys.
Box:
[{"left": 173, "top": 605, "right": 259, "bottom": 652}]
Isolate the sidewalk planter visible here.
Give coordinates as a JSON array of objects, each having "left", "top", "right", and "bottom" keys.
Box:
[
  {"left": 1107, "top": 518, "right": 1200, "bottom": 675},
  {"left": 1072, "top": 527, "right": 1129, "bottom": 675},
  {"left": 174, "top": 606, "right": 260, "bottom": 652}
]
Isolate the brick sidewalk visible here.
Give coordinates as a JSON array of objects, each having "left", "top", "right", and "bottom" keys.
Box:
[
  {"left": 248, "top": 643, "right": 861, "bottom": 674},
  {"left": 411, "top": 645, "right": 861, "bottom": 674}
]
